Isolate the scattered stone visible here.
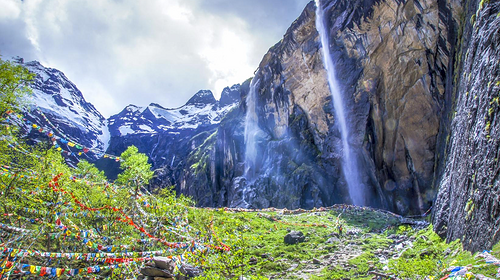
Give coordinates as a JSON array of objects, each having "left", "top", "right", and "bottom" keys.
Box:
[
  {"left": 153, "top": 257, "right": 176, "bottom": 272},
  {"left": 329, "top": 232, "right": 340, "bottom": 237},
  {"left": 312, "top": 258, "right": 322, "bottom": 265},
  {"left": 154, "top": 278, "right": 174, "bottom": 280},
  {"left": 476, "top": 274, "right": 496, "bottom": 280},
  {"left": 179, "top": 264, "right": 202, "bottom": 278},
  {"left": 239, "top": 225, "right": 251, "bottom": 231},
  {"left": 419, "top": 248, "right": 430, "bottom": 257},
  {"left": 140, "top": 267, "right": 174, "bottom": 278},
  {"left": 284, "top": 231, "right": 305, "bottom": 244},
  {"left": 287, "top": 264, "right": 299, "bottom": 271},
  {"left": 258, "top": 213, "right": 272, "bottom": 220},
  {"left": 326, "top": 237, "right": 340, "bottom": 243},
  {"left": 368, "top": 271, "right": 396, "bottom": 279},
  {"left": 249, "top": 256, "right": 258, "bottom": 265}
]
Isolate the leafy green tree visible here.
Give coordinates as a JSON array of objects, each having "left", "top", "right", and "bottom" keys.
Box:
[
  {"left": 0, "top": 56, "right": 34, "bottom": 116},
  {"left": 116, "top": 145, "right": 153, "bottom": 197},
  {"left": 74, "top": 159, "right": 107, "bottom": 182}
]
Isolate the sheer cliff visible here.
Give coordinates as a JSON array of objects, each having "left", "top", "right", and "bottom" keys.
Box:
[
  {"left": 182, "top": 0, "right": 457, "bottom": 215},
  {"left": 433, "top": 0, "right": 500, "bottom": 252}
]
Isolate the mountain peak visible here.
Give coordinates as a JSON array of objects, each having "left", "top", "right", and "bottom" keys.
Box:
[
  {"left": 124, "top": 104, "right": 144, "bottom": 112},
  {"left": 149, "top": 103, "right": 167, "bottom": 110},
  {"left": 185, "top": 90, "right": 216, "bottom": 106},
  {"left": 219, "top": 84, "right": 241, "bottom": 107}
]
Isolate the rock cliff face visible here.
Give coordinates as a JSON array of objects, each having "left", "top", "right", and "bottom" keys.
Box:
[
  {"left": 433, "top": 0, "right": 500, "bottom": 252},
  {"left": 181, "top": 0, "right": 457, "bottom": 215}
]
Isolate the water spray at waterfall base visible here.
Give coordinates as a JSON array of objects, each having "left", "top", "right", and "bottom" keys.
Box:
[{"left": 315, "top": 0, "right": 365, "bottom": 206}]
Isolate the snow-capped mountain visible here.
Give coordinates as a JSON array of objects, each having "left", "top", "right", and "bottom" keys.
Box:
[
  {"left": 101, "top": 86, "right": 242, "bottom": 181},
  {"left": 108, "top": 89, "right": 238, "bottom": 137},
  {"left": 16, "top": 59, "right": 243, "bottom": 182},
  {"left": 18, "top": 59, "right": 109, "bottom": 159}
]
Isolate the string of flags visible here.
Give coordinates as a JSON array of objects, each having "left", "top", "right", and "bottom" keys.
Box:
[
  {"left": 4, "top": 109, "right": 122, "bottom": 162},
  {"left": 1, "top": 246, "right": 165, "bottom": 260},
  {"left": 1, "top": 161, "right": 121, "bottom": 200},
  {"left": 4, "top": 141, "right": 43, "bottom": 160},
  {"left": 0, "top": 168, "right": 39, "bottom": 182},
  {"left": 45, "top": 174, "right": 214, "bottom": 251},
  {"left": 0, "top": 222, "right": 33, "bottom": 233},
  {"left": 0, "top": 260, "right": 139, "bottom": 277},
  {"left": 0, "top": 247, "right": 152, "bottom": 264},
  {"left": 0, "top": 253, "right": 192, "bottom": 278},
  {"left": 36, "top": 108, "right": 122, "bottom": 161}
]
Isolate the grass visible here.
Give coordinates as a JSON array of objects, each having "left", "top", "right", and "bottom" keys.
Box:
[{"left": 183, "top": 206, "right": 500, "bottom": 279}]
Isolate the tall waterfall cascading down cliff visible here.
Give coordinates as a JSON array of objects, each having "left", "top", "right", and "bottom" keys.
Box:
[
  {"left": 244, "top": 78, "right": 261, "bottom": 180},
  {"left": 314, "top": 0, "right": 364, "bottom": 206}
]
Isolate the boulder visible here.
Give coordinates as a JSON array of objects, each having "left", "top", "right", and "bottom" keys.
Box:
[
  {"left": 179, "top": 264, "right": 202, "bottom": 278},
  {"left": 140, "top": 267, "right": 174, "bottom": 278},
  {"left": 153, "top": 257, "right": 176, "bottom": 272},
  {"left": 284, "top": 231, "right": 305, "bottom": 244}
]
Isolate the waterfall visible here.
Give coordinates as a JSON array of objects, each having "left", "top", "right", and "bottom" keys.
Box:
[
  {"left": 244, "top": 78, "right": 261, "bottom": 179},
  {"left": 315, "top": 0, "right": 364, "bottom": 205}
]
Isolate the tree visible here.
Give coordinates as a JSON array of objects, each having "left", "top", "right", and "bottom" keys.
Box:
[
  {"left": 0, "top": 56, "right": 34, "bottom": 116},
  {"left": 115, "top": 145, "right": 154, "bottom": 197},
  {"left": 74, "top": 159, "right": 107, "bottom": 182}
]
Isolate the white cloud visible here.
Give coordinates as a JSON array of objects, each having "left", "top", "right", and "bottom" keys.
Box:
[
  {"left": 198, "top": 15, "right": 256, "bottom": 99},
  {"left": 0, "top": 0, "right": 21, "bottom": 19},
  {"left": 0, "top": 0, "right": 310, "bottom": 117}
]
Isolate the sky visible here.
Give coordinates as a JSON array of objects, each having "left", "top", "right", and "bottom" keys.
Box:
[{"left": 0, "top": 0, "right": 311, "bottom": 117}]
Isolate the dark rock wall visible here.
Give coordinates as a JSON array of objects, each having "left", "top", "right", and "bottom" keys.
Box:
[
  {"left": 179, "top": 81, "right": 250, "bottom": 207},
  {"left": 433, "top": 0, "right": 500, "bottom": 252},
  {"left": 180, "top": 0, "right": 460, "bottom": 215}
]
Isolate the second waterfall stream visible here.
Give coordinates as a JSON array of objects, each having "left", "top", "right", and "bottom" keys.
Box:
[{"left": 315, "top": 0, "right": 364, "bottom": 205}]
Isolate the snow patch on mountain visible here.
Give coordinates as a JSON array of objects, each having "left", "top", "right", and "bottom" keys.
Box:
[
  {"left": 119, "top": 125, "right": 135, "bottom": 136},
  {"left": 21, "top": 60, "right": 109, "bottom": 153},
  {"left": 109, "top": 89, "right": 239, "bottom": 137},
  {"left": 97, "top": 120, "right": 110, "bottom": 152}
]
